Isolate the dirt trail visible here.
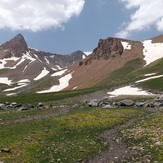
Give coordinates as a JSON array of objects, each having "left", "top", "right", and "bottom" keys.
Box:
[{"left": 88, "top": 108, "right": 160, "bottom": 163}]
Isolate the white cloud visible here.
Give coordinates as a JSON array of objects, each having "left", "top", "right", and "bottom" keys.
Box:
[
  {"left": 0, "top": 0, "right": 85, "bottom": 31},
  {"left": 116, "top": 0, "right": 163, "bottom": 38}
]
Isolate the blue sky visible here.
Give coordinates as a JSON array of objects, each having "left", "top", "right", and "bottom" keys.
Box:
[{"left": 0, "top": 0, "right": 163, "bottom": 54}]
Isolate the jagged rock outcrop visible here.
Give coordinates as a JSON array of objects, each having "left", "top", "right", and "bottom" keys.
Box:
[{"left": 80, "top": 37, "right": 124, "bottom": 65}]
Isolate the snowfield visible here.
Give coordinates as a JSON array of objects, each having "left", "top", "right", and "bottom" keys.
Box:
[
  {"left": 143, "top": 40, "right": 163, "bottom": 66},
  {"left": 107, "top": 86, "right": 153, "bottom": 97},
  {"left": 37, "top": 72, "right": 73, "bottom": 93}
]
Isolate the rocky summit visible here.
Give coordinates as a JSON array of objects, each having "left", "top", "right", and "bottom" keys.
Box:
[
  {"left": 0, "top": 34, "right": 28, "bottom": 58},
  {"left": 81, "top": 37, "right": 124, "bottom": 65}
]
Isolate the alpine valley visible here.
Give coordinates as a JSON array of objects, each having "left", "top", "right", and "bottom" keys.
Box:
[
  {"left": 0, "top": 33, "right": 163, "bottom": 96},
  {"left": 1, "top": 34, "right": 163, "bottom": 163}
]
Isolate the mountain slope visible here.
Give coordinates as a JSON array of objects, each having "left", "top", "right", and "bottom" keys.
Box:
[{"left": 0, "top": 34, "right": 86, "bottom": 95}]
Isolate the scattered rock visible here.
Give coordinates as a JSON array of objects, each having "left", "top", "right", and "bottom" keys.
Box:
[{"left": 1, "top": 148, "right": 11, "bottom": 153}]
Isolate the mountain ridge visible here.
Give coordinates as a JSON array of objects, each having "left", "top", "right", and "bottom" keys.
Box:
[{"left": 0, "top": 33, "right": 163, "bottom": 95}]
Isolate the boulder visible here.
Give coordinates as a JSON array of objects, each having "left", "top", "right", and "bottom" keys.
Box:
[
  {"left": 0, "top": 103, "right": 6, "bottom": 110},
  {"left": 98, "top": 98, "right": 111, "bottom": 106},
  {"left": 119, "top": 100, "right": 134, "bottom": 107},
  {"left": 17, "top": 107, "right": 29, "bottom": 111},
  {"left": 87, "top": 99, "right": 99, "bottom": 107},
  {"left": 154, "top": 94, "right": 163, "bottom": 102},
  {"left": 102, "top": 104, "right": 112, "bottom": 108},
  {"left": 135, "top": 102, "right": 146, "bottom": 107}
]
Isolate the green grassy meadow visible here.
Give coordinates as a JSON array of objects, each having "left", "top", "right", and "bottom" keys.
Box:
[
  {"left": 121, "top": 111, "right": 163, "bottom": 162},
  {"left": 0, "top": 107, "right": 148, "bottom": 163}
]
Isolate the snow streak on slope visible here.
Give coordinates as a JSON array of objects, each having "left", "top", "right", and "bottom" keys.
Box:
[
  {"left": 37, "top": 72, "right": 73, "bottom": 93},
  {"left": 3, "top": 79, "right": 30, "bottom": 92},
  {"left": 34, "top": 68, "right": 49, "bottom": 81},
  {"left": 44, "top": 56, "right": 50, "bottom": 64},
  {"left": 3, "top": 84, "right": 28, "bottom": 92},
  {"left": 144, "top": 73, "right": 156, "bottom": 76},
  {"left": 34, "top": 54, "right": 42, "bottom": 62},
  {"left": 51, "top": 69, "right": 67, "bottom": 77},
  {"left": 143, "top": 40, "right": 163, "bottom": 66},
  {"left": 136, "top": 74, "right": 163, "bottom": 83}
]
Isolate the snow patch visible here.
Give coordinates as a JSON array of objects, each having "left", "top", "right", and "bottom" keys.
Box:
[
  {"left": 107, "top": 86, "right": 153, "bottom": 97},
  {"left": 121, "top": 41, "right": 131, "bottom": 50},
  {"left": 0, "top": 77, "right": 12, "bottom": 85},
  {"left": 18, "top": 79, "right": 30, "bottom": 83},
  {"left": 143, "top": 40, "right": 163, "bottom": 66},
  {"left": 83, "top": 51, "right": 92, "bottom": 59},
  {"left": 34, "top": 68, "right": 49, "bottom": 81},
  {"left": 37, "top": 72, "right": 73, "bottom": 93}
]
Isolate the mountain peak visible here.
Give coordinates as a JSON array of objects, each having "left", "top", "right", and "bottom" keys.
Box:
[{"left": 0, "top": 33, "right": 28, "bottom": 57}]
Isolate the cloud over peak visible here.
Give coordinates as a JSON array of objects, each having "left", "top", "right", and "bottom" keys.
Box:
[
  {"left": 116, "top": 0, "right": 163, "bottom": 38},
  {"left": 0, "top": 0, "right": 85, "bottom": 32}
]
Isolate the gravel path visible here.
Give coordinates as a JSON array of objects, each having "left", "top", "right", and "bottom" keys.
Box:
[{"left": 88, "top": 108, "right": 160, "bottom": 163}]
